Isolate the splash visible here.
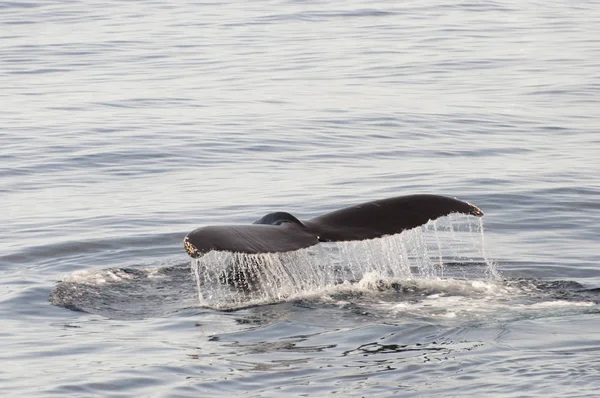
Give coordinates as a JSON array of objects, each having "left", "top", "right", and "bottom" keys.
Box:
[{"left": 191, "top": 214, "right": 499, "bottom": 309}]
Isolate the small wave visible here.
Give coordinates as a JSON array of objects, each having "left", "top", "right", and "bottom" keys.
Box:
[
  {"left": 50, "top": 263, "right": 197, "bottom": 319},
  {"left": 287, "top": 273, "right": 596, "bottom": 322}
]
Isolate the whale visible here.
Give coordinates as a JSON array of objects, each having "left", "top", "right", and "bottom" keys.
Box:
[{"left": 184, "top": 194, "right": 483, "bottom": 258}]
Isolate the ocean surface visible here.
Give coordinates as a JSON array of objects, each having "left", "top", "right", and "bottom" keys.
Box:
[{"left": 2, "top": 0, "right": 600, "bottom": 396}]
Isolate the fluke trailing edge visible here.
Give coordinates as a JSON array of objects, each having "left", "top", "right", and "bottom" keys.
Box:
[{"left": 183, "top": 194, "right": 483, "bottom": 258}]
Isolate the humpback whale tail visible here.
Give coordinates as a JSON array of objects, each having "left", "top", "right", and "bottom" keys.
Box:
[{"left": 184, "top": 194, "right": 483, "bottom": 258}]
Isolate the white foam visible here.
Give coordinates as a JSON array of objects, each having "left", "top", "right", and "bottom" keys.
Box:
[
  {"left": 285, "top": 273, "right": 514, "bottom": 307},
  {"left": 61, "top": 268, "right": 149, "bottom": 285},
  {"left": 512, "top": 300, "right": 595, "bottom": 309},
  {"left": 373, "top": 282, "right": 597, "bottom": 320}
]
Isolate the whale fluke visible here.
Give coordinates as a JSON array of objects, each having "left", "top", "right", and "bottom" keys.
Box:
[{"left": 184, "top": 194, "right": 483, "bottom": 257}]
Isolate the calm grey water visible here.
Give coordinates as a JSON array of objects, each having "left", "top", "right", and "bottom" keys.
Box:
[{"left": 2, "top": 0, "right": 600, "bottom": 396}]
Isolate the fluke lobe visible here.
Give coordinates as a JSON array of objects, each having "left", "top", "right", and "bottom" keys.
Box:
[{"left": 184, "top": 194, "right": 483, "bottom": 258}]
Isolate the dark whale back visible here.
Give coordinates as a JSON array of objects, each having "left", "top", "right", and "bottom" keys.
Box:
[
  {"left": 184, "top": 194, "right": 483, "bottom": 257},
  {"left": 253, "top": 212, "right": 304, "bottom": 226},
  {"left": 304, "top": 194, "right": 482, "bottom": 242},
  {"left": 184, "top": 223, "right": 317, "bottom": 257}
]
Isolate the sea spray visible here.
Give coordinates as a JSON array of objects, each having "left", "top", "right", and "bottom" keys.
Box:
[{"left": 191, "top": 214, "right": 499, "bottom": 309}]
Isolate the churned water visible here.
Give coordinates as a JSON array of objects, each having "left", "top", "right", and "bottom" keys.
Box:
[{"left": 2, "top": 0, "right": 600, "bottom": 396}]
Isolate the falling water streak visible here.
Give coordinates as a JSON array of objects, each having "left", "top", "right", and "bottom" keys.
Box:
[
  {"left": 364, "top": 238, "right": 378, "bottom": 273},
  {"left": 264, "top": 256, "right": 283, "bottom": 299},
  {"left": 433, "top": 219, "right": 445, "bottom": 277},
  {"left": 259, "top": 254, "right": 278, "bottom": 298},
  {"left": 303, "top": 250, "right": 324, "bottom": 288},
  {"left": 189, "top": 216, "right": 496, "bottom": 309},
  {"left": 466, "top": 215, "right": 481, "bottom": 266},
  {"left": 479, "top": 217, "right": 500, "bottom": 280},
  {"left": 379, "top": 238, "right": 395, "bottom": 278},
  {"left": 246, "top": 256, "right": 262, "bottom": 296},
  {"left": 338, "top": 242, "right": 360, "bottom": 282},
  {"left": 192, "top": 259, "right": 204, "bottom": 305},
  {"left": 315, "top": 244, "right": 336, "bottom": 285},
  {"left": 446, "top": 218, "right": 460, "bottom": 262},
  {"left": 417, "top": 228, "right": 433, "bottom": 277},
  {"left": 239, "top": 253, "right": 252, "bottom": 292},
  {"left": 398, "top": 239, "right": 412, "bottom": 279},
  {"left": 394, "top": 234, "right": 412, "bottom": 278},
  {"left": 283, "top": 252, "right": 307, "bottom": 292},
  {"left": 408, "top": 230, "right": 425, "bottom": 277}
]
